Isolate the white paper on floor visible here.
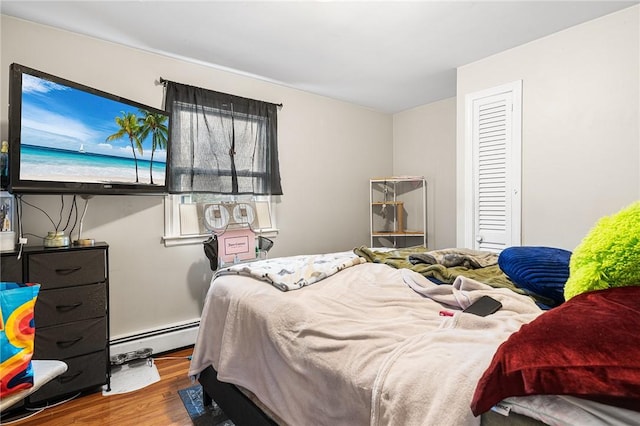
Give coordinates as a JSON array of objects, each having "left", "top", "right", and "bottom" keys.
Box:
[{"left": 102, "top": 359, "right": 160, "bottom": 396}]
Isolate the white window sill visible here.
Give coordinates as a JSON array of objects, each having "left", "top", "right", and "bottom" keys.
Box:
[{"left": 162, "top": 228, "right": 279, "bottom": 247}]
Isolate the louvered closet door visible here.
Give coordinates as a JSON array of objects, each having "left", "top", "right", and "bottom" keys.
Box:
[{"left": 469, "top": 82, "right": 521, "bottom": 251}]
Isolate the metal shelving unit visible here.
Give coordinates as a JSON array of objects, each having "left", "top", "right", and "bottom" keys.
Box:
[{"left": 370, "top": 176, "right": 426, "bottom": 248}]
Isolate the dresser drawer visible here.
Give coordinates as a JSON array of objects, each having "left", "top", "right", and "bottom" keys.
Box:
[
  {"left": 35, "top": 283, "right": 106, "bottom": 328},
  {"left": 34, "top": 316, "right": 107, "bottom": 359},
  {"left": 28, "top": 351, "right": 108, "bottom": 404},
  {"left": 27, "top": 249, "right": 106, "bottom": 289},
  {"left": 1, "top": 253, "right": 23, "bottom": 282}
]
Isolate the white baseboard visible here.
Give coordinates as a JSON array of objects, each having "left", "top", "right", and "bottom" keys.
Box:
[{"left": 110, "top": 321, "right": 199, "bottom": 357}]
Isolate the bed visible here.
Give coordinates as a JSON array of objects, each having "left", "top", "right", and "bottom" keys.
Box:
[{"left": 188, "top": 247, "right": 640, "bottom": 426}]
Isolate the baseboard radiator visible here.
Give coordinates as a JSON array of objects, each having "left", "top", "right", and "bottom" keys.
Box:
[{"left": 109, "top": 320, "right": 199, "bottom": 358}]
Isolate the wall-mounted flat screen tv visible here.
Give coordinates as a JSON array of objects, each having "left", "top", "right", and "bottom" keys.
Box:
[{"left": 8, "top": 63, "right": 170, "bottom": 195}]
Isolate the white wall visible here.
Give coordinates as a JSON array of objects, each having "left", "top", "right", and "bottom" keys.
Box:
[
  {"left": 456, "top": 5, "right": 639, "bottom": 250},
  {"left": 392, "top": 97, "right": 457, "bottom": 249},
  {"left": 0, "top": 15, "right": 393, "bottom": 340}
]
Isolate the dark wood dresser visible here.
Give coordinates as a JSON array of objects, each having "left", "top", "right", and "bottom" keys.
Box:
[{"left": 0, "top": 242, "right": 110, "bottom": 405}]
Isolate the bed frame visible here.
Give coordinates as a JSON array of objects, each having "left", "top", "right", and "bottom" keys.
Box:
[{"left": 199, "top": 365, "right": 276, "bottom": 426}]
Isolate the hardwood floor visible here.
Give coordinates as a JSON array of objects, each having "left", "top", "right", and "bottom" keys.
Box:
[{"left": 2, "top": 347, "right": 196, "bottom": 426}]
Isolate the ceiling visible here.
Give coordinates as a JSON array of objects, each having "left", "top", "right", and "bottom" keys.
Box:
[{"left": 1, "top": 1, "right": 637, "bottom": 113}]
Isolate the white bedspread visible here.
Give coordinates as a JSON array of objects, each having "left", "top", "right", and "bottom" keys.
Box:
[{"left": 190, "top": 261, "right": 542, "bottom": 426}]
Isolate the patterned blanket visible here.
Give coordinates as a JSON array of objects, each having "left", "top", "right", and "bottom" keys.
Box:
[{"left": 215, "top": 251, "right": 367, "bottom": 291}]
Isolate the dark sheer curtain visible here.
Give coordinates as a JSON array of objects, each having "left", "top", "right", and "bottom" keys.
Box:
[{"left": 164, "top": 81, "right": 283, "bottom": 195}]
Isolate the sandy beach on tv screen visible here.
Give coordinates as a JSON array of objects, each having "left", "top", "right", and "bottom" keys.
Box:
[{"left": 25, "top": 174, "right": 161, "bottom": 185}]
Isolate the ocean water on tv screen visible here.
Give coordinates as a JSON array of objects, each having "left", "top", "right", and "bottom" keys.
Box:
[{"left": 20, "top": 144, "right": 166, "bottom": 185}]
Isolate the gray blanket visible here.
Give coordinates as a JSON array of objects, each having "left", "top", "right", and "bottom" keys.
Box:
[{"left": 409, "top": 247, "right": 498, "bottom": 269}]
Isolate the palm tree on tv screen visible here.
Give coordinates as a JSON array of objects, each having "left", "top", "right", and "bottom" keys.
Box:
[
  {"left": 106, "top": 111, "right": 143, "bottom": 182},
  {"left": 138, "top": 109, "right": 169, "bottom": 184}
]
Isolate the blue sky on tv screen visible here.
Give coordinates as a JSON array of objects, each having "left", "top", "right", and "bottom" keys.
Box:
[{"left": 20, "top": 73, "right": 167, "bottom": 163}]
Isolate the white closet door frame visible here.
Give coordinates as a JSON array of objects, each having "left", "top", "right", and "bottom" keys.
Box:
[{"left": 464, "top": 81, "right": 522, "bottom": 251}]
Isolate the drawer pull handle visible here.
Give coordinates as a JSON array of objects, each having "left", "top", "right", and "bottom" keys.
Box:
[
  {"left": 56, "top": 302, "right": 83, "bottom": 311},
  {"left": 56, "top": 336, "right": 83, "bottom": 347},
  {"left": 55, "top": 266, "right": 82, "bottom": 275},
  {"left": 58, "top": 371, "right": 82, "bottom": 384}
]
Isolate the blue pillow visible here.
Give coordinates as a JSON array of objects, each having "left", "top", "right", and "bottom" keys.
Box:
[{"left": 498, "top": 246, "right": 571, "bottom": 307}]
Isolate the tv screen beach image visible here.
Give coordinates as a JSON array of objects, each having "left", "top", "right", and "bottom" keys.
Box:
[{"left": 19, "top": 73, "right": 168, "bottom": 186}]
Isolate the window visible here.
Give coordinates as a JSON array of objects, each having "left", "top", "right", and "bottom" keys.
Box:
[
  {"left": 163, "top": 193, "right": 277, "bottom": 247},
  {"left": 162, "top": 81, "right": 282, "bottom": 246}
]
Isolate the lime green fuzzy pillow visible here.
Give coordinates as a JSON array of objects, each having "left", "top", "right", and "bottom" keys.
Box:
[{"left": 564, "top": 201, "right": 640, "bottom": 300}]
